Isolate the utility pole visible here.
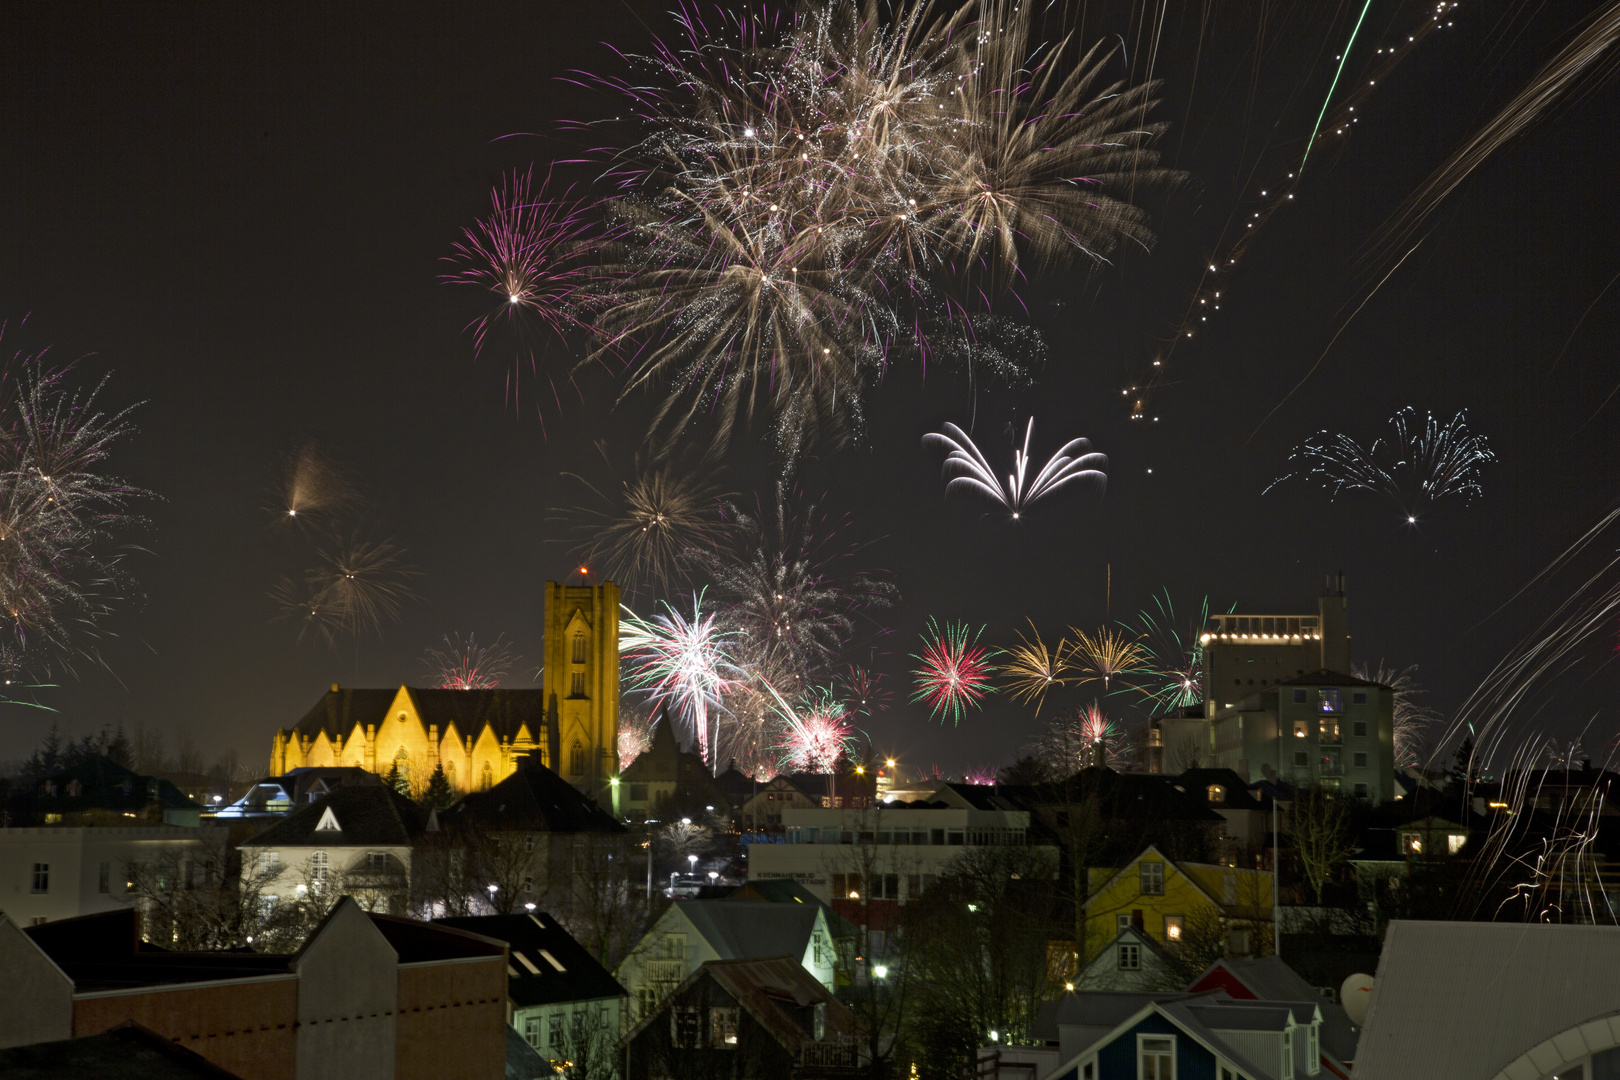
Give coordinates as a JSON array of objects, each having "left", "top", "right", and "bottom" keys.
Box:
[{"left": 1272, "top": 791, "right": 1281, "bottom": 959}]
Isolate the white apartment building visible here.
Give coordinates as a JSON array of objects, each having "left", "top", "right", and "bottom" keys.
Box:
[{"left": 0, "top": 826, "right": 215, "bottom": 925}]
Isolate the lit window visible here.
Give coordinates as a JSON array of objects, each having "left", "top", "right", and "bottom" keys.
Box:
[
  {"left": 1317, "top": 689, "right": 1342, "bottom": 714},
  {"left": 709, "top": 1007, "right": 739, "bottom": 1048},
  {"left": 1294, "top": 720, "right": 1309, "bottom": 739},
  {"left": 1206, "top": 785, "right": 1225, "bottom": 805},
  {"left": 1404, "top": 835, "right": 1422, "bottom": 854},
  {"left": 31, "top": 863, "right": 49, "bottom": 894},
  {"left": 1164, "top": 915, "right": 1184, "bottom": 942},
  {"left": 310, "top": 851, "right": 329, "bottom": 893},
  {"left": 1118, "top": 943, "right": 1141, "bottom": 971},
  {"left": 1140, "top": 862, "right": 1165, "bottom": 896},
  {"left": 1138, "top": 1035, "right": 1175, "bottom": 1079},
  {"left": 1447, "top": 834, "right": 1467, "bottom": 854},
  {"left": 523, "top": 1014, "right": 540, "bottom": 1048}
]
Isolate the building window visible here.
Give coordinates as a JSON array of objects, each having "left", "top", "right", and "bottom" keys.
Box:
[
  {"left": 1117, "top": 914, "right": 1132, "bottom": 934},
  {"left": 367, "top": 851, "right": 389, "bottom": 870},
  {"left": 1319, "top": 719, "right": 1340, "bottom": 743},
  {"left": 1447, "top": 834, "right": 1467, "bottom": 854},
  {"left": 572, "top": 633, "right": 588, "bottom": 664},
  {"left": 1307, "top": 1024, "right": 1320, "bottom": 1075},
  {"left": 1228, "top": 927, "right": 1252, "bottom": 955},
  {"left": 710, "top": 1007, "right": 739, "bottom": 1048},
  {"left": 1294, "top": 751, "right": 1309, "bottom": 767},
  {"left": 1206, "top": 785, "right": 1225, "bottom": 805},
  {"left": 1138, "top": 1035, "right": 1175, "bottom": 1079},
  {"left": 570, "top": 741, "right": 586, "bottom": 776},
  {"left": 671, "top": 1007, "right": 702, "bottom": 1049},
  {"left": 1352, "top": 720, "right": 1367, "bottom": 737},
  {"left": 1118, "top": 943, "right": 1141, "bottom": 970},
  {"left": 1164, "top": 915, "right": 1184, "bottom": 942},
  {"left": 260, "top": 851, "right": 280, "bottom": 877},
  {"left": 570, "top": 672, "right": 586, "bottom": 697},
  {"left": 98, "top": 861, "right": 110, "bottom": 894},
  {"left": 1281, "top": 1028, "right": 1294, "bottom": 1079},
  {"left": 1352, "top": 691, "right": 1366, "bottom": 705},
  {"left": 1353, "top": 752, "right": 1368, "bottom": 768},
  {"left": 1139, "top": 862, "right": 1165, "bottom": 896},
  {"left": 1354, "top": 783, "right": 1369, "bottom": 797},
  {"left": 1317, "top": 689, "right": 1342, "bottom": 714},
  {"left": 550, "top": 1015, "right": 565, "bottom": 1049},
  {"left": 31, "top": 863, "right": 49, "bottom": 893},
  {"left": 444, "top": 760, "right": 456, "bottom": 788},
  {"left": 259, "top": 895, "right": 277, "bottom": 920},
  {"left": 392, "top": 748, "right": 410, "bottom": 790},
  {"left": 663, "top": 932, "right": 686, "bottom": 960},
  {"left": 310, "top": 851, "right": 329, "bottom": 893},
  {"left": 480, "top": 762, "right": 494, "bottom": 790},
  {"left": 1293, "top": 720, "right": 1309, "bottom": 739},
  {"left": 1293, "top": 689, "right": 1307, "bottom": 704},
  {"left": 638, "top": 988, "right": 658, "bottom": 1021},
  {"left": 1320, "top": 748, "right": 1341, "bottom": 776},
  {"left": 523, "top": 1014, "right": 540, "bottom": 1048}
]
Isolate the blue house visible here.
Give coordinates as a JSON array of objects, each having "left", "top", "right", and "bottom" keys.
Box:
[{"left": 976, "top": 989, "right": 1323, "bottom": 1080}]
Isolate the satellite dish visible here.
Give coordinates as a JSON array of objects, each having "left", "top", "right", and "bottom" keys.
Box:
[{"left": 1340, "top": 973, "right": 1375, "bottom": 1026}]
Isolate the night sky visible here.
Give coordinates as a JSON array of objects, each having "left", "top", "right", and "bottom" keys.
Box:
[{"left": 1, "top": 1, "right": 1615, "bottom": 774}]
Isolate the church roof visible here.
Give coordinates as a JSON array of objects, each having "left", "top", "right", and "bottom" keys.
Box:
[
  {"left": 445, "top": 756, "right": 625, "bottom": 834},
  {"left": 286, "top": 686, "right": 548, "bottom": 743},
  {"left": 241, "top": 778, "right": 432, "bottom": 848}
]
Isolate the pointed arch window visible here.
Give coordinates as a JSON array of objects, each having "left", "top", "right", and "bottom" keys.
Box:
[
  {"left": 571, "top": 632, "right": 588, "bottom": 665},
  {"left": 444, "top": 760, "right": 456, "bottom": 789},
  {"left": 479, "top": 762, "right": 494, "bottom": 791},
  {"left": 570, "top": 740, "right": 586, "bottom": 776}
]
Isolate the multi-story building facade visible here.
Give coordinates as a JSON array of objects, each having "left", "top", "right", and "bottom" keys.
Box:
[{"left": 0, "top": 824, "right": 215, "bottom": 926}]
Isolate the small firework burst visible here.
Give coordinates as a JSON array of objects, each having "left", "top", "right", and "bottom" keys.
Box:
[
  {"left": 963, "top": 764, "right": 999, "bottom": 786},
  {"left": 839, "top": 664, "right": 893, "bottom": 717},
  {"left": 1354, "top": 660, "right": 1441, "bottom": 769},
  {"left": 274, "top": 440, "right": 357, "bottom": 525},
  {"left": 910, "top": 617, "right": 997, "bottom": 725},
  {"left": 617, "top": 700, "right": 658, "bottom": 771},
  {"left": 1032, "top": 703, "right": 1128, "bottom": 773},
  {"left": 423, "top": 632, "right": 517, "bottom": 690},
  {"left": 1003, "top": 620, "right": 1071, "bottom": 715},
  {"left": 273, "top": 530, "right": 420, "bottom": 649},
  {"left": 1067, "top": 626, "right": 1147, "bottom": 692},
  {"left": 1125, "top": 592, "right": 1223, "bottom": 716}
]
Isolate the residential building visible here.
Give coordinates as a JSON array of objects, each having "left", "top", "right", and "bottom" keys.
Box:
[
  {"left": 1073, "top": 927, "right": 1182, "bottom": 992},
  {"left": 735, "top": 773, "right": 870, "bottom": 832},
  {"left": 0, "top": 824, "right": 216, "bottom": 926},
  {"left": 623, "top": 956, "right": 864, "bottom": 1079},
  {"left": 617, "top": 710, "right": 734, "bottom": 823},
  {"left": 239, "top": 778, "right": 428, "bottom": 916},
  {"left": 0, "top": 898, "right": 509, "bottom": 1080},
  {"left": 436, "top": 912, "right": 626, "bottom": 1073},
  {"left": 747, "top": 782, "right": 1060, "bottom": 922},
  {"left": 1392, "top": 815, "right": 1471, "bottom": 858},
  {"left": 1189, "top": 956, "right": 1357, "bottom": 1076},
  {"left": 1201, "top": 575, "right": 1353, "bottom": 716},
  {"left": 0, "top": 1021, "right": 248, "bottom": 1079},
  {"left": 210, "top": 768, "right": 374, "bottom": 822},
  {"left": 5, "top": 754, "right": 202, "bottom": 828},
  {"left": 1356, "top": 921, "right": 1620, "bottom": 1080},
  {"left": 1083, "top": 845, "right": 1273, "bottom": 962},
  {"left": 1171, "top": 768, "right": 1275, "bottom": 862},
  {"left": 618, "top": 900, "right": 839, "bottom": 1022},
  {"left": 977, "top": 989, "right": 1325, "bottom": 1080}
]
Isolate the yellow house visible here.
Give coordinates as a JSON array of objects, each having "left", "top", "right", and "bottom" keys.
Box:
[{"left": 1083, "top": 845, "right": 1273, "bottom": 962}]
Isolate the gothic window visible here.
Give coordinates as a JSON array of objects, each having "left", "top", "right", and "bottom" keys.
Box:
[
  {"left": 391, "top": 748, "right": 410, "bottom": 793},
  {"left": 570, "top": 671, "right": 586, "bottom": 697},
  {"left": 570, "top": 741, "right": 586, "bottom": 776},
  {"left": 572, "top": 632, "right": 588, "bottom": 664},
  {"left": 444, "top": 760, "right": 456, "bottom": 788},
  {"left": 479, "top": 762, "right": 494, "bottom": 791}
]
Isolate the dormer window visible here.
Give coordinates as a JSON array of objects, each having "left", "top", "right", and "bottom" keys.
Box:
[{"left": 1207, "top": 784, "right": 1225, "bottom": 805}]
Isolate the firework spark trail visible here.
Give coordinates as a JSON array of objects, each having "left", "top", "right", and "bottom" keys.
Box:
[
  {"left": 444, "top": 167, "right": 611, "bottom": 418},
  {"left": 0, "top": 342, "right": 149, "bottom": 679},
  {"left": 1265, "top": 407, "right": 1495, "bottom": 522},
  {"left": 551, "top": 443, "right": 733, "bottom": 590},
  {"left": 572, "top": 0, "right": 1175, "bottom": 460},
  {"left": 1123, "top": 591, "right": 1221, "bottom": 717},
  {"left": 962, "top": 764, "right": 998, "bottom": 786},
  {"left": 273, "top": 530, "right": 421, "bottom": 649},
  {"left": 1067, "top": 625, "right": 1146, "bottom": 692},
  {"left": 923, "top": 419, "right": 1107, "bottom": 520},
  {"left": 910, "top": 616, "right": 997, "bottom": 725},
  {"left": 1002, "top": 620, "right": 1071, "bottom": 716},
  {"left": 423, "top": 632, "right": 518, "bottom": 690},
  {"left": 1123, "top": 2, "right": 1463, "bottom": 420},
  {"left": 617, "top": 699, "right": 658, "bottom": 771},
  {"left": 771, "top": 685, "right": 857, "bottom": 774},
  {"left": 1352, "top": 660, "right": 1440, "bottom": 769},
  {"left": 620, "top": 591, "right": 741, "bottom": 765}
]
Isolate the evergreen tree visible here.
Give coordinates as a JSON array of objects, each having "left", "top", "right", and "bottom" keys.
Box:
[
  {"left": 37, "top": 722, "right": 64, "bottom": 774},
  {"left": 1449, "top": 736, "right": 1476, "bottom": 788},
  {"left": 383, "top": 760, "right": 408, "bottom": 796},
  {"left": 104, "top": 725, "right": 135, "bottom": 769},
  {"left": 422, "top": 763, "right": 454, "bottom": 809}
]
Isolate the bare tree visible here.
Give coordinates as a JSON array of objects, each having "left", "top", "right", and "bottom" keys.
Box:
[
  {"left": 1290, "top": 787, "right": 1353, "bottom": 906},
  {"left": 122, "top": 830, "right": 278, "bottom": 950}
]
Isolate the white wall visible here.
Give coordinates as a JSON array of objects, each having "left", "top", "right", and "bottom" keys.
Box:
[
  {"left": 0, "top": 827, "right": 211, "bottom": 925},
  {"left": 294, "top": 898, "right": 399, "bottom": 1080},
  {"left": 0, "top": 913, "right": 73, "bottom": 1049}
]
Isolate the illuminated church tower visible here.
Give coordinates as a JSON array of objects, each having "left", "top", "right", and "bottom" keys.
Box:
[{"left": 543, "top": 577, "right": 619, "bottom": 807}]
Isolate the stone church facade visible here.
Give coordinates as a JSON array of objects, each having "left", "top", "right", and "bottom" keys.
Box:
[{"left": 269, "top": 579, "right": 621, "bottom": 805}]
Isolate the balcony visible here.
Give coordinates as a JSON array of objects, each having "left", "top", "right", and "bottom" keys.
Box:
[
  {"left": 646, "top": 958, "right": 685, "bottom": 984},
  {"left": 798, "top": 1036, "right": 861, "bottom": 1069}
]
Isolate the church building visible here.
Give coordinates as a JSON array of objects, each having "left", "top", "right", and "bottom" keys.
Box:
[{"left": 268, "top": 578, "right": 621, "bottom": 806}]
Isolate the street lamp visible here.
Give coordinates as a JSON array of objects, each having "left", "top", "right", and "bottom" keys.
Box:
[
  {"left": 873, "top": 965, "right": 889, "bottom": 979},
  {"left": 687, "top": 854, "right": 698, "bottom": 873}
]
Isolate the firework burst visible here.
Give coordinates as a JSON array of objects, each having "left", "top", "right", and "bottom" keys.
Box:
[
  {"left": 923, "top": 419, "right": 1108, "bottom": 520},
  {"left": 0, "top": 341, "right": 148, "bottom": 678},
  {"left": 1266, "top": 407, "right": 1495, "bottom": 523},
  {"left": 839, "top": 664, "right": 893, "bottom": 717},
  {"left": 1032, "top": 703, "right": 1127, "bottom": 774},
  {"left": 575, "top": 0, "right": 1174, "bottom": 460},
  {"left": 617, "top": 699, "right": 659, "bottom": 771},
  {"left": 553, "top": 443, "right": 732, "bottom": 589},
  {"left": 910, "top": 617, "right": 997, "bottom": 724},
  {"left": 1354, "top": 660, "right": 1441, "bottom": 769},
  {"left": 1124, "top": 592, "right": 1223, "bottom": 716},
  {"left": 423, "top": 632, "right": 518, "bottom": 690},
  {"left": 962, "top": 764, "right": 998, "bottom": 786},
  {"left": 773, "top": 686, "right": 856, "bottom": 774},
  {"left": 274, "top": 440, "right": 357, "bottom": 526},
  {"left": 1002, "top": 620, "right": 1071, "bottom": 715},
  {"left": 273, "top": 530, "right": 421, "bottom": 649},
  {"left": 620, "top": 591, "right": 740, "bottom": 765},
  {"left": 1067, "top": 626, "right": 1146, "bottom": 692}
]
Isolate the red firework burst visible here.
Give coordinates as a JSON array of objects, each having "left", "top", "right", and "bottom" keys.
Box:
[{"left": 910, "top": 618, "right": 997, "bottom": 725}]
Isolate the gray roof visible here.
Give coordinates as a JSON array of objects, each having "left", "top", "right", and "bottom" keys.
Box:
[
  {"left": 505, "top": 1024, "right": 552, "bottom": 1080},
  {"left": 1357, "top": 921, "right": 1620, "bottom": 1080},
  {"left": 1198, "top": 955, "right": 1359, "bottom": 1063},
  {"left": 0, "top": 1021, "right": 245, "bottom": 1079},
  {"left": 288, "top": 686, "right": 547, "bottom": 743},
  {"left": 241, "top": 781, "right": 431, "bottom": 848},
  {"left": 436, "top": 912, "right": 626, "bottom": 1008},
  {"left": 1037, "top": 992, "right": 1283, "bottom": 1080},
  {"left": 444, "top": 756, "right": 625, "bottom": 834},
  {"left": 676, "top": 899, "right": 821, "bottom": 960}
]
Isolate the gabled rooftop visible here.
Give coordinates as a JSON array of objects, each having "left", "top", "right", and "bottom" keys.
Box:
[
  {"left": 436, "top": 912, "right": 625, "bottom": 1008},
  {"left": 240, "top": 781, "right": 431, "bottom": 848},
  {"left": 442, "top": 755, "right": 624, "bottom": 834}
]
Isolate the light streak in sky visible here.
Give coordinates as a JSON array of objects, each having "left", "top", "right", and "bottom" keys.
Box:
[{"left": 923, "top": 419, "right": 1107, "bottom": 520}]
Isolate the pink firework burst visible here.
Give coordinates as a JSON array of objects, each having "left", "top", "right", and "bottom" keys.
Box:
[
  {"left": 620, "top": 592, "right": 739, "bottom": 766},
  {"left": 963, "top": 764, "right": 999, "bottom": 786},
  {"left": 840, "top": 664, "right": 894, "bottom": 717},
  {"left": 422, "top": 632, "right": 516, "bottom": 690},
  {"left": 774, "top": 689, "right": 856, "bottom": 775},
  {"left": 1077, "top": 703, "right": 1127, "bottom": 767},
  {"left": 910, "top": 618, "right": 998, "bottom": 725}
]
